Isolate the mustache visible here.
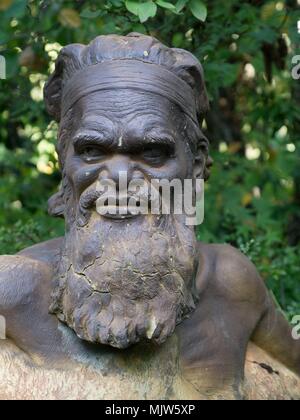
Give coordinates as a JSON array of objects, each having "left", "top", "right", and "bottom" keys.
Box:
[
  {"left": 79, "top": 185, "right": 151, "bottom": 210},
  {"left": 77, "top": 182, "right": 154, "bottom": 226}
]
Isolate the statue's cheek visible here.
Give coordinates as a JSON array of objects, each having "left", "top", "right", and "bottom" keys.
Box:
[
  {"left": 140, "top": 158, "right": 189, "bottom": 182},
  {"left": 67, "top": 160, "right": 103, "bottom": 196}
]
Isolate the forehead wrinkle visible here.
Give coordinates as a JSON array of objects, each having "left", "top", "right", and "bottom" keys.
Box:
[
  {"left": 123, "top": 107, "right": 174, "bottom": 125},
  {"left": 125, "top": 113, "right": 179, "bottom": 142},
  {"left": 80, "top": 104, "right": 170, "bottom": 123},
  {"left": 75, "top": 89, "right": 180, "bottom": 121},
  {"left": 75, "top": 114, "right": 118, "bottom": 138},
  {"left": 77, "top": 108, "right": 177, "bottom": 137}
]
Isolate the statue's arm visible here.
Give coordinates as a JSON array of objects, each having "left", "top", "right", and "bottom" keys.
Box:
[
  {"left": 0, "top": 255, "right": 20, "bottom": 312},
  {"left": 0, "top": 256, "right": 25, "bottom": 344},
  {"left": 0, "top": 255, "right": 34, "bottom": 311},
  {"left": 251, "top": 292, "right": 300, "bottom": 376},
  {"left": 0, "top": 255, "right": 50, "bottom": 347},
  {"left": 211, "top": 244, "right": 300, "bottom": 376}
]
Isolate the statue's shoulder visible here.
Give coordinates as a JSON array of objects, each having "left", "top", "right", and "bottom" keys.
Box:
[
  {"left": 0, "top": 238, "right": 62, "bottom": 312},
  {"left": 0, "top": 254, "right": 50, "bottom": 311},
  {"left": 17, "top": 237, "right": 63, "bottom": 265},
  {"left": 197, "top": 242, "right": 267, "bottom": 307}
]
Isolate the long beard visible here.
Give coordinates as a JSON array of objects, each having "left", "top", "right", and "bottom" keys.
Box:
[{"left": 50, "top": 206, "right": 198, "bottom": 349}]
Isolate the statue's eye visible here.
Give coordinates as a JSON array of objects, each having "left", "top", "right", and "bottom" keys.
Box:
[
  {"left": 141, "top": 146, "right": 173, "bottom": 165},
  {"left": 79, "top": 146, "right": 105, "bottom": 162}
]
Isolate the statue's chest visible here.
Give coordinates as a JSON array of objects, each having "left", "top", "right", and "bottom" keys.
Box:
[{"left": 0, "top": 339, "right": 199, "bottom": 400}]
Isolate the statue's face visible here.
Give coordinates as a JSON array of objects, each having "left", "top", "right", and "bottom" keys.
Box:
[
  {"left": 50, "top": 89, "right": 199, "bottom": 349},
  {"left": 63, "top": 89, "right": 194, "bottom": 217}
]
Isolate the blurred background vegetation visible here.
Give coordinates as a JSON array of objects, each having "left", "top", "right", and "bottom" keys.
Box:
[{"left": 0, "top": 0, "right": 299, "bottom": 318}]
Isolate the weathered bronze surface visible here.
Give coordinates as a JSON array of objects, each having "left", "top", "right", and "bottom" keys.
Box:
[{"left": 0, "top": 34, "right": 299, "bottom": 400}]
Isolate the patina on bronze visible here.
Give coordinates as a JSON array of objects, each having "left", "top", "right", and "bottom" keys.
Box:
[{"left": 0, "top": 33, "right": 299, "bottom": 400}]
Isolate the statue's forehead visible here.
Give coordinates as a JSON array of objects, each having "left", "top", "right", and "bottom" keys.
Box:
[
  {"left": 74, "top": 88, "right": 178, "bottom": 113},
  {"left": 70, "top": 91, "right": 181, "bottom": 133}
]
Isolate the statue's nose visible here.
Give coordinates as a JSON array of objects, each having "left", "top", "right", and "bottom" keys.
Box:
[{"left": 100, "top": 155, "right": 143, "bottom": 188}]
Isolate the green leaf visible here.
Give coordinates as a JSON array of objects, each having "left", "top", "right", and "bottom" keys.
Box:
[
  {"left": 109, "top": 0, "right": 123, "bottom": 6},
  {"left": 175, "top": 0, "right": 188, "bottom": 12},
  {"left": 131, "top": 23, "right": 147, "bottom": 33},
  {"left": 188, "top": 0, "right": 207, "bottom": 22},
  {"left": 138, "top": 1, "right": 157, "bottom": 23},
  {"left": 2, "top": 0, "right": 26, "bottom": 19},
  {"left": 156, "top": 0, "right": 176, "bottom": 11},
  {"left": 125, "top": 0, "right": 140, "bottom": 16},
  {"left": 252, "top": 27, "right": 277, "bottom": 44},
  {"left": 80, "top": 8, "right": 102, "bottom": 19},
  {"left": 0, "top": 29, "right": 10, "bottom": 43},
  {"left": 172, "top": 32, "right": 184, "bottom": 47}
]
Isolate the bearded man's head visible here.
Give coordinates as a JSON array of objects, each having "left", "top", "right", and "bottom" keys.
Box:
[{"left": 44, "top": 33, "right": 211, "bottom": 349}]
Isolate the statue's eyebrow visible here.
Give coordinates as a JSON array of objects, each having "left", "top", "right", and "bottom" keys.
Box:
[
  {"left": 72, "top": 130, "right": 176, "bottom": 154},
  {"left": 142, "top": 134, "right": 176, "bottom": 148},
  {"left": 73, "top": 132, "right": 114, "bottom": 149}
]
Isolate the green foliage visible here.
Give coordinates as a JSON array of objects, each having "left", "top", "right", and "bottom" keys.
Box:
[
  {"left": 188, "top": 0, "right": 207, "bottom": 22},
  {"left": 0, "top": 0, "right": 299, "bottom": 317}
]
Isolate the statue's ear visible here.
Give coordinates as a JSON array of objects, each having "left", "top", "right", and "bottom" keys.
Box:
[
  {"left": 193, "top": 141, "right": 213, "bottom": 182},
  {"left": 203, "top": 155, "right": 213, "bottom": 182},
  {"left": 48, "top": 188, "right": 65, "bottom": 218},
  {"left": 193, "top": 149, "right": 205, "bottom": 180}
]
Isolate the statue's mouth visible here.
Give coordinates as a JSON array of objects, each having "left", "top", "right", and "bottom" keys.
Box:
[
  {"left": 96, "top": 196, "right": 149, "bottom": 220},
  {"left": 98, "top": 204, "right": 142, "bottom": 220}
]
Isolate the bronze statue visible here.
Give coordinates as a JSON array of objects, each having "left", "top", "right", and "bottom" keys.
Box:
[{"left": 0, "top": 33, "right": 299, "bottom": 400}]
